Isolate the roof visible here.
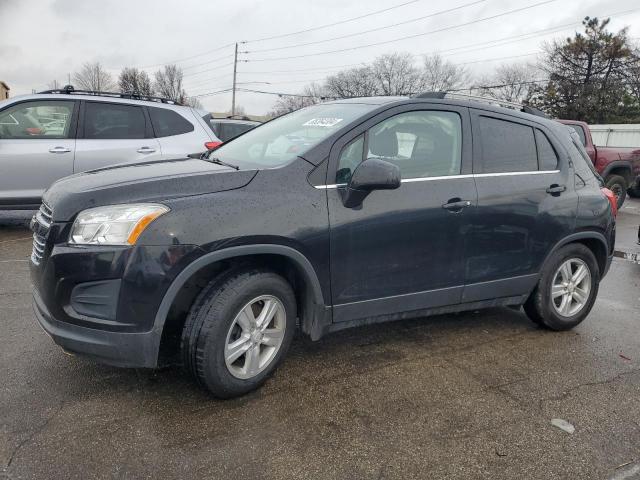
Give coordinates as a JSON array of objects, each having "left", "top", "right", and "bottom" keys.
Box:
[
  {"left": 0, "top": 81, "right": 9, "bottom": 90},
  {"left": 328, "top": 95, "right": 559, "bottom": 131}
]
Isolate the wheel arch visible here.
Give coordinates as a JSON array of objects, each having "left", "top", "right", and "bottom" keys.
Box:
[
  {"left": 544, "top": 232, "right": 609, "bottom": 277},
  {"left": 602, "top": 161, "right": 633, "bottom": 182},
  {"left": 152, "top": 244, "right": 328, "bottom": 365}
]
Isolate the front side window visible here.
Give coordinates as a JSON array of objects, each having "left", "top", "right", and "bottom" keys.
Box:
[
  {"left": 149, "top": 107, "right": 194, "bottom": 137},
  {"left": 213, "top": 103, "right": 375, "bottom": 169},
  {"left": 84, "top": 102, "right": 146, "bottom": 140},
  {"left": 336, "top": 110, "right": 462, "bottom": 183},
  {"left": 476, "top": 116, "right": 537, "bottom": 173},
  {"left": 0, "top": 101, "right": 74, "bottom": 139}
]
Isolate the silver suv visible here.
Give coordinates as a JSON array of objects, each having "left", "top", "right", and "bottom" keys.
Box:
[{"left": 0, "top": 88, "right": 219, "bottom": 209}]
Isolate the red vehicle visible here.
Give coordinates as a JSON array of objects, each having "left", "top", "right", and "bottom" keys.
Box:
[{"left": 559, "top": 120, "right": 640, "bottom": 207}]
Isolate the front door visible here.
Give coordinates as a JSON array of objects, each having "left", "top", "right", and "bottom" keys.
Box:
[
  {"left": 0, "top": 99, "right": 77, "bottom": 207},
  {"left": 327, "top": 105, "right": 476, "bottom": 322},
  {"left": 74, "top": 101, "right": 161, "bottom": 173}
]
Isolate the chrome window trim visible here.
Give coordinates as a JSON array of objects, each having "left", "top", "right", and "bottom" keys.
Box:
[{"left": 314, "top": 170, "right": 561, "bottom": 189}]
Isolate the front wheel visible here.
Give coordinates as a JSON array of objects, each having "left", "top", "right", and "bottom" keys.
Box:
[
  {"left": 181, "top": 268, "right": 296, "bottom": 398},
  {"left": 524, "top": 244, "right": 600, "bottom": 330},
  {"left": 628, "top": 180, "right": 640, "bottom": 198}
]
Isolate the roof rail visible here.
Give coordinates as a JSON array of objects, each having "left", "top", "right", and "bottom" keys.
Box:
[
  {"left": 37, "top": 85, "right": 181, "bottom": 105},
  {"left": 412, "top": 91, "right": 548, "bottom": 118}
]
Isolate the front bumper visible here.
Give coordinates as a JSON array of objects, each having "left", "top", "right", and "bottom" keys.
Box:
[{"left": 33, "top": 288, "right": 159, "bottom": 368}]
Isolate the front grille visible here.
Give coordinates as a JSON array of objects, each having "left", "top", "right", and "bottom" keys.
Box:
[{"left": 31, "top": 202, "right": 53, "bottom": 265}]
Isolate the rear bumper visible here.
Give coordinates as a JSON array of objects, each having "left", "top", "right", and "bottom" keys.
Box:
[{"left": 33, "top": 288, "right": 160, "bottom": 368}]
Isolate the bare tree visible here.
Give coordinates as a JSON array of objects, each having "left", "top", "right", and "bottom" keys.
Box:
[
  {"left": 371, "top": 52, "right": 421, "bottom": 95},
  {"left": 154, "top": 65, "right": 187, "bottom": 102},
  {"left": 475, "top": 63, "right": 539, "bottom": 103},
  {"left": 420, "top": 54, "right": 469, "bottom": 92},
  {"left": 185, "top": 96, "right": 204, "bottom": 109},
  {"left": 268, "top": 84, "right": 328, "bottom": 117},
  {"left": 118, "top": 67, "right": 153, "bottom": 96},
  {"left": 73, "top": 62, "right": 116, "bottom": 91},
  {"left": 325, "top": 66, "right": 380, "bottom": 98}
]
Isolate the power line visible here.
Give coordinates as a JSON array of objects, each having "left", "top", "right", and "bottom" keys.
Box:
[
  {"left": 245, "top": 0, "right": 488, "bottom": 54},
  {"left": 457, "top": 52, "right": 540, "bottom": 65},
  {"left": 182, "top": 61, "right": 236, "bottom": 78},
  {"left": 137, "top": 42, "right": 236, "bottom": 70},
  {"left": 192, "top": 88, "right": 234, "bottom": 98},
  {"left": 181, "top": 53, "right": 235, "bottom": 71},
  {"left": 244, "top": 0, "right": 558, "bottom": 62},
  {"left": 244, "top": 0, "right": 425, "bottom": 43}
]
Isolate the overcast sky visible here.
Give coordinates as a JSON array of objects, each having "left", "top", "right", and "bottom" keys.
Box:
[{"left": 1, "top": 0, "right": 639, "bottom": 115}]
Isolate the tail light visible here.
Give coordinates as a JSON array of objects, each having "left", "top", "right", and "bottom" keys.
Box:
[
  {"left": 205, "top": 141, "right": 223, "bottom": 150},
  {"left": 601, "top": 187, "right": 618, "bottom": 217}
]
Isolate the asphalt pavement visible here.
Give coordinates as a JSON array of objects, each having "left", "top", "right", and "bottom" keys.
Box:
[{"left": 1, "top": 201, "right": 639, "bottom": 480}]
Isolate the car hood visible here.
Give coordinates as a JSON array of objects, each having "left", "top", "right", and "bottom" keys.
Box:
[{"left": 43, "top": 158, "right": 258, "bottom": 221}]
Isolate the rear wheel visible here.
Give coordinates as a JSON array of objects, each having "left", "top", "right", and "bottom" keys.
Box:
[
  {"left": 524, "top": 244, "right": 599, "bottom": 330},
  {"left": 181, "top": 268, "right": 296, "bottom": 398},
  {"left": 605, "top": 174, "right": 627, "bottom": 208}
]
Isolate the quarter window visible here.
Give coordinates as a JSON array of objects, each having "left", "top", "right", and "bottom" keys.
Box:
[
  {"left": 84, "top": 102, "right": 146, "bottom": 140},
  {"left": 336, "top": 110, "right": 462, "bottom": 182},
  {"left": 0, "top": 101, "right": 74, "bottom": 139},
  {"left": 567, "top": 124, "right": 587, "bottom": 146},
  {"left": 535, "top": 129, "right": 559, "bottom": 170},
  {"left": 149, "top": 107, "right": 194, "bottom": 137},
  {"left": 476, "top": 116, "right": 537, "bottom": 173}
]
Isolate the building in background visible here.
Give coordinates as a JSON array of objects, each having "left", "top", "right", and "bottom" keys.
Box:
[
  {"left": 590, "top": 124, "right": 640, "bottom": 148},
  {"left": 0, "top": 81, "right": 9, "bottom": 99}
]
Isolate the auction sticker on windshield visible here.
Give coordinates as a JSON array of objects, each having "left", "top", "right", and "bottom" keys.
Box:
[{"left": 303, "top": 118, "right": 343, "bottom": 127}]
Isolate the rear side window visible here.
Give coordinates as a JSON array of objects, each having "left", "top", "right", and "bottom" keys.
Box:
[
  {"left": 476, "top": 116, "right": 537, "bottom": 173},
  {"left": 220, "top": 122, "right": 254, "bottom": 142},
  {"left": 535, "top": 130, "right": 559, "bottom": 170},
  {"left": 84, "top": 102, "right": 145, "bottom": 139},
  {"left": 149, "top": 107, "right": 194, "bottom": 137}
]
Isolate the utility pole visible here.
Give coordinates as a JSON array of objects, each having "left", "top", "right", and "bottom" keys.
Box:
[{"left": 231, "top": 42, "right": 238, "bottom": 116}]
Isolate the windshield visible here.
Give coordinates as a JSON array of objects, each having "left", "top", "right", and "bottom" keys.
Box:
[{"left": 212, "top": 103, "right": 375, "bottom": 169}]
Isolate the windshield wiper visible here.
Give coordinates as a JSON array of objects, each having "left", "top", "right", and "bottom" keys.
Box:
[{"left": 205, "top": 156, "right": 240, "bottom": 170}]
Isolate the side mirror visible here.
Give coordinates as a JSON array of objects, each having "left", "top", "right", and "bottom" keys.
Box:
[{"left": 341, "top": 158, "right": 401, "bottom": 208}]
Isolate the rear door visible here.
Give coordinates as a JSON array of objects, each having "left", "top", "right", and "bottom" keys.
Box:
[
  {"left": 0, "top": 99, "right": 77, "bottom": 207},
  {"left": 463, "top": 110, "right": 577, "bottom": 302},
  {"left": 327, "top": 104, "right": 476, "bottom": 322},
  {"left": 74, "top": 101, "right": 161, "bottom": 172}
]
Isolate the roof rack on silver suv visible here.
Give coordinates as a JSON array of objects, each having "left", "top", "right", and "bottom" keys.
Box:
[
  {"left": 37, "top": 84, "right": 181, "bottom": 105},
  {"left": 413, "top": 91, "right": 548, "bottom": 118}
]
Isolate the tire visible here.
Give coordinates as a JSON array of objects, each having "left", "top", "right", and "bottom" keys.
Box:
[
  {"left": 181, "top": 268, "right": 296, "bottom": 398},
  {"left": 628, "top": 180, "right": 640, "bottom": 198},
  {"left": 523, "top": 244, "right": 599, "bottom": 331},
  {"left": 604, "top": 174, "right": 627, "bottom": 208}
]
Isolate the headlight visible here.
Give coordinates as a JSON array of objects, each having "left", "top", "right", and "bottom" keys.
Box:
[{"left": 69, "top": 204, "right": 169, "bottom": 245}]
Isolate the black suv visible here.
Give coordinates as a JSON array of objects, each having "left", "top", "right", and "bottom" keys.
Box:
[{"left": 31, "top": 95, "right": 615, "bottom": 398}]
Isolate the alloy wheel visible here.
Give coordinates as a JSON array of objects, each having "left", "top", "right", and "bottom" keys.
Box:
[
  {"left": 551, "top": 258, "right": 592, "bottom": 317},
  {"left": 224, "top": 295, "right": 286, "bottom": 379}
]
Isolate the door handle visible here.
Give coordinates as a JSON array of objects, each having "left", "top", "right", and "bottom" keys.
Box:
[
  {"left": 546, "top": 184, "right": 566, "bottom": 194},
  {"left": 442, "top": 199, "right": 472, "bottom": 212},
  {"left": 49, "top": 146, "right": 71, "bottom": 154},
  {"left": 137, "top": 146, "right": 156, "bottom": 154}
]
